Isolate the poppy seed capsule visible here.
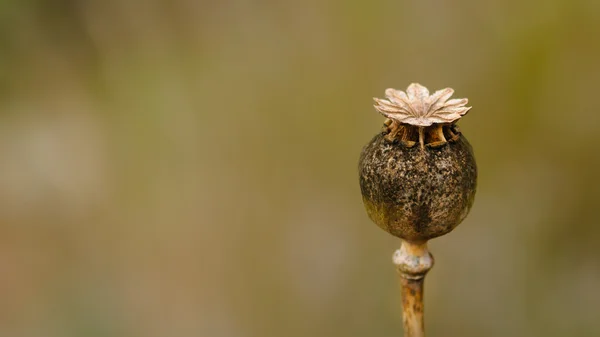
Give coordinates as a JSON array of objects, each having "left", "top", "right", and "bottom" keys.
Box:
[{"left": 359, "top": 84, "right": 477, "bottom": 242}]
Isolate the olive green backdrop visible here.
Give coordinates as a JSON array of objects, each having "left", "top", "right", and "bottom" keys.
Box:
[{"left": 1, "top": 1, "right": 599, "bottom": 336}]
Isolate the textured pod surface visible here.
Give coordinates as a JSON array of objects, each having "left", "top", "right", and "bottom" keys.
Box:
[{"left": 359, "top": 132, "right": 477, "bottom": 241}]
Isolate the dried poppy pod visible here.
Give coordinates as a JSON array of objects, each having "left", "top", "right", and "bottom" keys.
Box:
[
  {"left": 358, "top": 83, "right": 478, "bottom": 337},
  {"left": 359, "top": 83, "right": 477, "bottom": 242}
]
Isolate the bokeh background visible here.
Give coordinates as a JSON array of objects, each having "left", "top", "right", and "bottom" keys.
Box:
[{"left": 1, "top": 0, "right": 600, "bottom": 336}]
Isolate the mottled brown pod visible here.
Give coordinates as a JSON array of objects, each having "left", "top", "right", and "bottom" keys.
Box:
[
  {"left": 359, "top": 83, "right": 477, "bottom": 241},
  {"left": 359, "top": 125, "right": 477, "bottom": 241}
]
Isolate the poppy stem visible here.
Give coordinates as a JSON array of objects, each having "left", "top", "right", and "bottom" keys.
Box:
[{"left": 393, "top": 240, "right": 434, "bottom": 337}]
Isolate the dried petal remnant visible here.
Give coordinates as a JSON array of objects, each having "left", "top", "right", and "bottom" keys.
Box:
[{"left": 373, "top": 83, "right": 471, "bottom": 127}]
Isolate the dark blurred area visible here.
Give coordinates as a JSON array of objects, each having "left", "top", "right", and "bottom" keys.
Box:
[{"left": 1, "top": 0, "right": 599, "bottom": 336}]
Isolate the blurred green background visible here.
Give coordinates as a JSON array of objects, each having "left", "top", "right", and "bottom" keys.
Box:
[{"left": 1, "top": 0, "right": 599, "bottom": 336}]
